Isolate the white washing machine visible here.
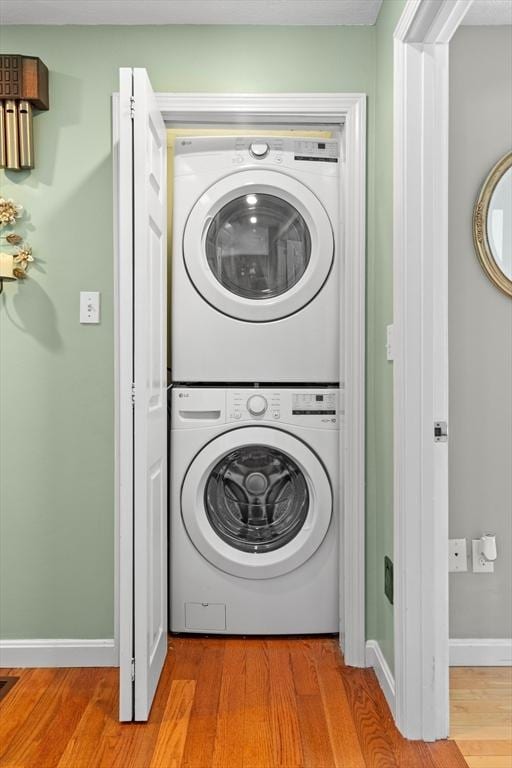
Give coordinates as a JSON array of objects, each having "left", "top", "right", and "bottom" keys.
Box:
[
  {"left": 171, "top": 136, "right": 341, "bottom": 383},
  {"left": 170, "top": 385, "right": 340, "bottom": 635}
]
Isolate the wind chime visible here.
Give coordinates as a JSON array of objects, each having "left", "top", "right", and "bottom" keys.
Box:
[
  {"left": 0, "top": 56, "right": 47, "bottom": 292},
  {"left": 0, "top": 54, "right": 49, "bottom": 170}
]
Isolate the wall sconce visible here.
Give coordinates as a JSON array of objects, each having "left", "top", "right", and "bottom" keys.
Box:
[
  {"left": 0, "top": 250, "right": 18, "bottom": 292},
  {"left": 0, "top": 55, "right": 49, "bottom": 170}
]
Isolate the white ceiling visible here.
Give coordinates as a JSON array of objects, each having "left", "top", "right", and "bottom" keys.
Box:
[
  {"left": 0, "top": 0, "right": 385, "bottom": 26},
  {"left": 462, "top": 0, "right": 512, "bottom": 24},
  {"left": 2, "top": 0, "right": 510, "bottom": 28}
]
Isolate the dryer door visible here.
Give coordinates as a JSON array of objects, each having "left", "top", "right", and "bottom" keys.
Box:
[
  {"left": 183, "top": 170, "right": 334, "bottom": 322},
  {"left": 181, "top": 427, "right": 332, "bottom": 579}
]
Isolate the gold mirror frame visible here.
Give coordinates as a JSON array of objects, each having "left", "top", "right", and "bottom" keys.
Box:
[{"left": 473, "top": 151, "right": 512, "bottom": 298}]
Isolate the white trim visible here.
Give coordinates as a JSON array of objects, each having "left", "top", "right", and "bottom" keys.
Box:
[
  {"left": 393, "top": 0, "right": 474, "bottom": 742},
  {"left": 395, "top": 0, "right": 472, "bottom": 43},
  {"left": 423, "top": 0, "right": 472, "bottom": 43},
  {"left": 112, "top": 91, "right": 120, "bottom": 676},
  {"left": 0, "top": 639, "right": 117, "bottom": 668},
  {"left": 116, "top": 71, "right": 136, "bottom": 722},
  {"left": 115, "top": 90, "right": 367, "bottom": 673},
  {"left": 449, "top": 639, "right": 512, "bottom": 667},
  {"left": 156, "top": 92, "right": 364, "bottom": 124},
  {"left": 366, "top": 640, "right": 395, "bottom": 716},
  {"left": 341, "top": 93, "right": 366, "bottom": 666}
]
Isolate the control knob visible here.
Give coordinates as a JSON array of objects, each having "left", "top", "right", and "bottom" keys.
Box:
[
  {"left": 250, "top": 142, "right": 270, "bottom": 159},
  {"left": 247, "top": 395, "right": 268, "bottom": 416}
]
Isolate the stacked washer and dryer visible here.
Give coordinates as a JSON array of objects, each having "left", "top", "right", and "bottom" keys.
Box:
[{"left": 170, "top": 136, "right": 341, "bottom": 635}]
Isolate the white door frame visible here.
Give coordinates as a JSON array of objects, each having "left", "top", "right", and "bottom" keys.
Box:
[
  {"left": 393, "top": 0, "right": 473, "bottom": 740},
  {"left": 115, "top": 91, "right": 367, "bottom": 697}
]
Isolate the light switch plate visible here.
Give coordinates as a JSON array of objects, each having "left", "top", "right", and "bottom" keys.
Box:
[
  {"left": 80, "top": 291, "right": 100, "bottom": 324},
  {"left": 472, "top": 539, "right": 494, "bottom": 573},
  {"left": 449, "top": 538, "right": 467, "bottom": 572}
]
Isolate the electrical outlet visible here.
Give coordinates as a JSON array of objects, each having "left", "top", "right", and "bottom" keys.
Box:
[
  {"left": 449, "top": 538, "right": 468, "bottom": 572},
  {"left": 472, "top": 539, "right": 494, "bottom": 573},
  {"left": 384, "top": 556, "right": 393, "bottom": 605}
]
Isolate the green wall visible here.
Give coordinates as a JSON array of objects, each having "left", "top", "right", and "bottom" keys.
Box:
[
  {"left": 0, "top": 6, "right": 402, "bottom": 662},
  {"left": 364, "top": 0, "right": 405, "bottom": 672}
]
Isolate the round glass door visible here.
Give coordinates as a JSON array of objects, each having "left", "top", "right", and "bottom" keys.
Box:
[
  {"left": 181, "top": 427, "right": 332, "bottom": 579},
  {"left": 204, "top": 445, "right": 309, "bottom": 553},
  {"left": 205, "top": 194, "right": 311, "bottom": 301},
  {"left": 183, "top": 170, "right": 334, "bottom": 322}
]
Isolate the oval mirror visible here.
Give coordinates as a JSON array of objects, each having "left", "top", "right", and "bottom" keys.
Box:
[{"left": 473, "top": 152, "right": 512, "bottom": 297}]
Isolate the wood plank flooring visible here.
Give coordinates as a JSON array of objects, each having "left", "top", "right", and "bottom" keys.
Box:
[
  {"left": 0, "top": 636, "right": 468, "bottom": 767},
  {"left": 450, "top": 666, "right": 512, "bottom": 768}
]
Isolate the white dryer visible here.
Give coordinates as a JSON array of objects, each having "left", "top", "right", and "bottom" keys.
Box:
[
  {"left": 171, "top": 136, "right": 341, "bottom": 382},
  {"left": 170, "top": 385, "right": 340, "bottom": 635}
]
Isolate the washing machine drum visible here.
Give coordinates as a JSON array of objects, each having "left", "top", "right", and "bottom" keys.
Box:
[
  {"left": 181, "top": 427, "right": 332, "bottom": 579},
  {"left": 183, "top": 170, "right": 334, "bottom": 322}
]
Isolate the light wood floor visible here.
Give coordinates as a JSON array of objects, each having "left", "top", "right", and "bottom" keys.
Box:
[
  {"left": 450, "top": 666, "right": 512, "bottom": 768},
  {"left": 1, "top": 635, "right": 469, "bottom": 768}
]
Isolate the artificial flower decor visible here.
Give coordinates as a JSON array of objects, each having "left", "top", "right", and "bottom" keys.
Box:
[
  {"left": 0, "top": 198, "right": 23, "bottom": 227},
  {"left": 0, "top": 197, "right": 34, "bottom": 292},
  {"left": 5, "top": 232, "right": 23, "bottom": 245},
  {"left": 13, "top": 246, "right": 34, "bottom": 279}
]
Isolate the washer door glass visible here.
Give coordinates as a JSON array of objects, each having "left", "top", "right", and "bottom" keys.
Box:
[
  {"left": 204, "top": 445, "right": 309, "bottom": 553},
  {"left": 205, "top": 194, "right": 311, "bottom": 300},
  {"left": 181, "top": 426, "right": 333, "bottom": 579}
]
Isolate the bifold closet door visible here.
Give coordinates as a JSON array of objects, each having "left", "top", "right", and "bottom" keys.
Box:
[{"left": 118, "top": 67, "right": 168, "bottom": 722}]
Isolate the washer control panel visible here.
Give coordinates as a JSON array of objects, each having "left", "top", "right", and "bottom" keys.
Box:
[
  {"left": 228, "top": 389, "right": 282, "bottom": 422},
  {"left": 247, "top": 394, "right": 268, "bottom": 415},
  {"left": 292, "top": 391, "right": 337, "bottom": 415},
  {"left": 173, "top": 387, "right": 341, "bottom": 429},
  {"left": 227, "top": 388, "right": 341, "bottom": 428}
]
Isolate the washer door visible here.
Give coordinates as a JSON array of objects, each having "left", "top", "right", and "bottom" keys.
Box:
[
  {"left": 183, "top": 170, "right": 334, "bottom": 322},
  {"left": 181, "top": 427, "right": 332, "bottom": 579}
]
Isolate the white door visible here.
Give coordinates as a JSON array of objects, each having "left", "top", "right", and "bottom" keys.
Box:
[{"left": 118, "top": 67, "right": 168, "bottom": 722}]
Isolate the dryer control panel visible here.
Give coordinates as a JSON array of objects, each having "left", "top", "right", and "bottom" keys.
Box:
[{"left": 174, "top": 135, "right": 341, "bottom": 175}]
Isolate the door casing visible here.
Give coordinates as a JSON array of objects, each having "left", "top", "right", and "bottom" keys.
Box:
[
  {"left": 114, "top": 91, "right": 367, "bottom": 718},
  {"left": 392, "top": 0, "right": 474, "bottom": 741}
]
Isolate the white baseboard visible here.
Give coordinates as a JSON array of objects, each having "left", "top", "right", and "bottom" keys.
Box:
[
  {"left": 365, "top": 639, "right": 395, "bottom": 715},
  {"left": 0, "top": 638, "right": 118, "bottom": 668},
  {"left": 449, "top": 638, "right": 512, "bottom": 666}
]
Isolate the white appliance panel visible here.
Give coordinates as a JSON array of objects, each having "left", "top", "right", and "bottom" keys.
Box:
[
  {"left": 171, "top": 136, "right": 341, "bottom": 382},
  {"left": 170, "top": 386, "right": 340, "bottom": 635}
]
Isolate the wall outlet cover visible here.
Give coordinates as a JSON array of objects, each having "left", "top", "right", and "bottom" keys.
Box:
[
  {"left": 449, "top": 538, "right": 468, "bottom": 572},
  {"left": 384, "top": 556, "right": 394, "bottom": 605}
]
